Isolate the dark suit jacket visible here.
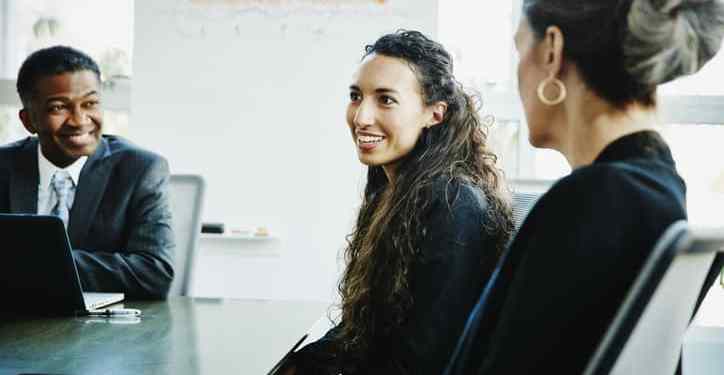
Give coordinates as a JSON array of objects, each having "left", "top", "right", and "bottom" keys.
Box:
[
  {"left": 291, "top": 178, "right": 501, "bottom": 375},
  {"left": 0, "top": 135, "right": 174, "bottom": 299},
  {"left": 446, "top": 131, "right": 692, "bottom": 374}
]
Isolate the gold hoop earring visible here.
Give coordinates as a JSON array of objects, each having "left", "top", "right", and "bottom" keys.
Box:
[{"left": 537, "top": 76, "right": 567, "bottom": 106}]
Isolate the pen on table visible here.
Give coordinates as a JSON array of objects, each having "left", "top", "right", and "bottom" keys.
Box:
[{"left": 85, "top": 308, "right": 142, "bottom": 317}]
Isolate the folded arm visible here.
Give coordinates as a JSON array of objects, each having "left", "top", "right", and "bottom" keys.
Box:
[{"left": 73, "top": 158, "right": 175, "bottom": 299}]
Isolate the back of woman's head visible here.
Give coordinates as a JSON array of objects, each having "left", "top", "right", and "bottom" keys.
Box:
[{"left": 523, "top": 0, "right": 724, "bottom": 108}]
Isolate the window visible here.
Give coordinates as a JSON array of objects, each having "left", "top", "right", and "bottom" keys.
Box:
[
  {"left": 0, "top": 0, "right": 133, "bottom": 80},
  {"left": 0, "top": 0, "right": 133, "bottom": 142},
  {"left": 438, "top": 0, "right": 571, "bottom": 182},
  {"left": 0, "top": 105, "right": 25, "bottom": 142},
  {"left": 438, "top": 1, "right": 724, "bottom": 216},
  {"left": 660, "top": 124, "right": 724, "bottom": 225}
]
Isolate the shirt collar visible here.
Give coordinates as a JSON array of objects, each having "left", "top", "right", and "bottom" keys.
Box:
[
  {"left": 37, "top": 144, "right": 88, "bottom": 189},
  {"left": 593, "top": 130, "right": 675, "bottom": 165}
]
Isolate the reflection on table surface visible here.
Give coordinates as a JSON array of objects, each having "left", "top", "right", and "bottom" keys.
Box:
[{"left": 0, "top": 297, "right": 330, "bottom": 375}]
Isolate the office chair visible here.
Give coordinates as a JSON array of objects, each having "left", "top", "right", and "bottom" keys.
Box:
[
  {"left": 511, "top": 191, "right": 541, "bottom": 231},
  {"left": 167, "top": 174, "right": 206, "bottom": 296},
  {"left": 583, "top": 220, "right": 724, "bottom": 375}
]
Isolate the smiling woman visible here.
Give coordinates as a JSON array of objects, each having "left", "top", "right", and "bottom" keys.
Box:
[
  {"left": 346, "top": 53, "right": 445, "bottom": 177},
  {"left": 281, "top": 30, "right": 514, "bottom": 375}
]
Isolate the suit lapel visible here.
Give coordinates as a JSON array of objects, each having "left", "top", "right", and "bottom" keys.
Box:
[
  {"left": 9, "top": 138, "right": 39, "bottom": 214},
  {"left": 68, "top": 137, "right": 112, "bottom": 246}
]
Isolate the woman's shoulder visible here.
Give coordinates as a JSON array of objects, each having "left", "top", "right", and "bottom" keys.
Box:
[
  {"left": 428, "top": 175, "right": 489, "bottom": 212},
  {"left": 420, "top": 177, "right": 492, "bottom": 257},
  {"left": 557, "top": 159, "right": 682, "bottom": 198},
  {"left": 540, "top": 160, "right": 685, "bottom": 219}
]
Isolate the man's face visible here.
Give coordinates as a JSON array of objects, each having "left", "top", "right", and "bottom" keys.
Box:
[{"left": 19, "top": 70, "right": 103, "bottom": 168}]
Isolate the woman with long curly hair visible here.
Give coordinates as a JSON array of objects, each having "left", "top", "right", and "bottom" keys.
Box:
[{"left": 282, "top": 30, "right": 513, "bottom": 375}]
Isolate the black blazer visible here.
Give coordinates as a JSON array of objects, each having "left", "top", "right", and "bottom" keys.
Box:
[
  {"left": 0, "top": 135, "right": 174, "bottom": 299},
  {"left": 446, "top": 131, "right": 693, "bottom": 374},
  {"left": 291, "top": 178, "right": 500, "bottom": 375}
]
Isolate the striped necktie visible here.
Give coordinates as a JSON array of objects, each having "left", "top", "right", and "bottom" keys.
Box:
[{"left": 50, "top": 170, "right": 73, "bottom": 228}]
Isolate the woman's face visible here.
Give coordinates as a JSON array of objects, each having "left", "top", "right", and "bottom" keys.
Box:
[
  {"left": 346, "top": 54, "right": 435, "bottom": 171},
  {"left": 515, "top": 16, "right": 557, "bottom": 148}
]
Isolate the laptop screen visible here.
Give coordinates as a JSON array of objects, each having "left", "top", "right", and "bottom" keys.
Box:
[{"left": 0, "top": 214, "right": 90, "bottom": 315}]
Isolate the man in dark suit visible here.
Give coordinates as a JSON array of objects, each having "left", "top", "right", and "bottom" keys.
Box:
[{"left": 0, "top": 46, "right": 174, "bottom": 299}]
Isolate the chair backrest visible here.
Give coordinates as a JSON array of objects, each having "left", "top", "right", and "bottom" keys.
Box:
[
  {"left": 167, "top": 174, "right": 205, "bottom": 296},
  {"left": 583, "top": 220, "right": 724, "bottom": 375},
  {"left": 511, "top": 191, "right": 541, "bottom": 231}
]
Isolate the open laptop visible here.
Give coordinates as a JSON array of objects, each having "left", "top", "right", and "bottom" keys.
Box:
[{"left": 0, "top": 214, "right": 124, "bottom": 315}]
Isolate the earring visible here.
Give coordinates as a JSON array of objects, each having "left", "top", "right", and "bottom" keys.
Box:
[{"left": 537, "top": 74, "right": 567, "bottom": 106}]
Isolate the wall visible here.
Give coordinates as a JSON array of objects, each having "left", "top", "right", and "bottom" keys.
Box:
[{"left": 131, "top": 0, "right": 438, "bottom": 301}]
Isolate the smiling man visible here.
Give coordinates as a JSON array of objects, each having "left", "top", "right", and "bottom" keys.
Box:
[{"left": 0, "top": 46, "right": 174, "bottom": 299}]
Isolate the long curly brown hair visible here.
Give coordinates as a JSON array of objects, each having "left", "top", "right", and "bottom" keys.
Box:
[{"left": 336, "top": 30, "right": 513, "bottom": 365}]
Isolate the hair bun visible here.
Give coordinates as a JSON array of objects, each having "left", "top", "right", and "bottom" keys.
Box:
[{"left": 624, "top": 0, "right": 724, "bottom": 86}]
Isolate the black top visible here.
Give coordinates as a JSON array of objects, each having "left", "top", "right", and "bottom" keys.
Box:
[
  {"left": 291, "top": 178, "right": 500, "bottom": 375},
  {"left": 446, "top": 131, "right": 695, "bottom": 374}
]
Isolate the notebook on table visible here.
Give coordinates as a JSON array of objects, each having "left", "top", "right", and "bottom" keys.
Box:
[{"left": 0, "top": 214, "right": 123, "bottom": 315}]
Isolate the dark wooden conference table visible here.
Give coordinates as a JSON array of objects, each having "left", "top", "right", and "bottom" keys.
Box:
[{"left": 0, "top": 297, "right": 330, "bottom": 375}]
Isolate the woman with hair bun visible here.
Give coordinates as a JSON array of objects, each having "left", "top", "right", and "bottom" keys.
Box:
[
  {"left": 445, "top": 0, "right": 724, "bottom": 374},
  {"left": 281, "top": 30, "right": 513, "bottom": 375}
]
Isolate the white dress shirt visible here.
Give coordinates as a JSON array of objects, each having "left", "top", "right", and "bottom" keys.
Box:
[{"left": 37, "top": 145, "right": 88, "bottom": 215}]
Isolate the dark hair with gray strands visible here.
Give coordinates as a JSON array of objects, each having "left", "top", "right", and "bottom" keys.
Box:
[
  {"left": 523, "top": 0, "right": 724, "bottom": 108},
  {"left": 625, "top": 0, "right": 724, "bottom": 86},
  {"left": 16, "top": 45, "right": 101, "bottom": 109}
]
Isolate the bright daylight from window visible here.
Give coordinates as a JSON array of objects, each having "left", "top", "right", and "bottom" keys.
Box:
[
  {"left": 0, "top": 0, "right": 722, "bottom": 225},
  {"left": 0, "top": 0, "right": 133, "bottom": 140},
  {"left": 439, "top": 0, "right": 724, "bottom": 226}
]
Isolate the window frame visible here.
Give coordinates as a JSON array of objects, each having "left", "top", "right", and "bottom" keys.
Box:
[
  {"left": 0, "top": 0, "right": 11, "bottom": 79},
  {"left": 0, "top": 78, "right": 131, "bottom": 111},
  {"left": 477, "top": 0, "right": 724, "bottom": 181},
  {"left": 2, "top": 0, "right": 723, "bottom": 178},
  {"left": 0, "top": 0, "right": 131, "bottom": 112}
]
